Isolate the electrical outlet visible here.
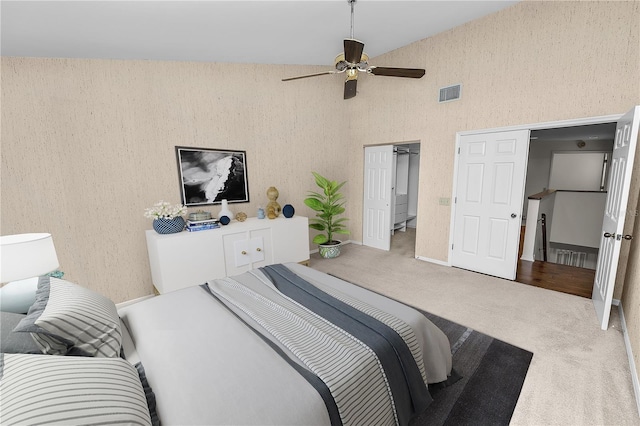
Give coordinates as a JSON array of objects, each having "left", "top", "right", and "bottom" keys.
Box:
[{"left": 439, "top": 197, "right": 450, "bottom": 206}]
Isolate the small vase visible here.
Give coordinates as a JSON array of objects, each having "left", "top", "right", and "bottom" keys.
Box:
[
  {"left": 217, "top": 199, "right": 233, "bottom": 220},
  {"left": 153, "top": 217, "right": 185, "bottom": 234},
  {"left": 282, "top": 204, "right": 295, "bottom": 218}
]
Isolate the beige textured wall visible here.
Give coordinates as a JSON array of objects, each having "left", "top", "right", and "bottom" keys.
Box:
[
  {"left": 347, "top": 0, "right": 640, "bottom": 254},
  {"left": 344, "top": 0, "right": 639, "bottom": 382},
  {"left": 1, "top": 58, "right": 352, "bottom": 302},
  {"left": 1, "top": 0, "right": 639, "bottom": 380},
  {"left": 622, "top": 182, "right": 640, "bottom": 396}
]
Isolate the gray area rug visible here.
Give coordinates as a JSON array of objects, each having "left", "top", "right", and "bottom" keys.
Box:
[
  {"left": 414, "top": 310, "right": 533, "bottom": 425},
  {"left": 328, "top": 273, "right": 533, "bottom": 426}
]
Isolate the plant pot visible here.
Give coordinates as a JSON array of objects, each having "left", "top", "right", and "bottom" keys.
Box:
[
  {"left": 318, "top": 241, "right": 342, "bottom": 259},
  {"left": 153, "top": 217, "right": 185, "bottom": 234}
]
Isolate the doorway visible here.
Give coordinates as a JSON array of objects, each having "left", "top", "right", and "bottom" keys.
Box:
[
  {"left": 450, "top": 107, "right": 639, "bottom": 329},
  {"left": 362, "top": 142, "right": 421, "bottom": 254},
  {"left": 516, "top": 122, "right": 617, "bottom": 298}
]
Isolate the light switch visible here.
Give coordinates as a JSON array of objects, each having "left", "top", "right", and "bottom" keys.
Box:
[{"left": 439, "top": 197, "right": 450, "bottom": 206}]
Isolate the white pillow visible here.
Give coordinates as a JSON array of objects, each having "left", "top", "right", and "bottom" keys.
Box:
[
  {"left": 0, "top": 353, "right": 152, "bottom": 425},
  {"left": 13, "top": 277, "right": 122, "bottom": 357}
]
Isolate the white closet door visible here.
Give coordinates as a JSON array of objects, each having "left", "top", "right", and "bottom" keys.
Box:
[{"left": 363, "top": 145, "right": 393, "bottom": 251}]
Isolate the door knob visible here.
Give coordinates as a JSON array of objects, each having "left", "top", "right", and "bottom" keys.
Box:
[
  {"left": 510, "top": 213, "right": 517, "bottom": 218},
  {"left": 623, "top": 234, "right": 633, "bottom": 240},
  {"left": 604, "top": 233, "right": 615, "bottom": 238}
]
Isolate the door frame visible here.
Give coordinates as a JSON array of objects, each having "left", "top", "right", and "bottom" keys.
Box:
[
  {"left": 448, "top": 113, "right": 623, "bottom": 267},
  {"left": 362, "top": 140, "right": 421, "bottom": 252}
]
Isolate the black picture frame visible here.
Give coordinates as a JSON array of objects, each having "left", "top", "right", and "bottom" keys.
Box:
[{"left": 175, "top": 146, "right": 249, "bottom": 207}]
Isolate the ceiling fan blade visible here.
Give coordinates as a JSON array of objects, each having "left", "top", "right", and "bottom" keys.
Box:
[
  {"left": 282, "top": 71, "right": 336, "bottom": 82},
  {"left": 344, "top": 39, "right": 365, "bottom": 64},
  {"left": 370, "top": 67, "right": 425, "bottom": 78},
  {"left": 344, "top": 79, "right": 357, "bottom": 100}
]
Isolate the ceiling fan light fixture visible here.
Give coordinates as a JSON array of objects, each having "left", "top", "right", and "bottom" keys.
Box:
[
  {"left": 281, "top": 0, "right": 425, "bottom": 99},
  {"left": 334, "top": 53, "right": 348, "bottom": 72},
  {"left": 357, "top": 53, "right": 369, "bottom": 71}
]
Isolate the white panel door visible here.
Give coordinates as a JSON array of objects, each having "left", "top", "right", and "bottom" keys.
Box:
[
  {"left": 363, "top": 145, "right": 393, "bottom": 250},
  {"left": 593, "top": 106, "right": 639, "bottom": 330},
  {"left": 451, "top": 130, "right": 530, "bottom": 280}
]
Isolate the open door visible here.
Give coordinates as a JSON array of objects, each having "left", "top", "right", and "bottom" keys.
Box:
[
  {"left": 593, "top": 106, "right": 639, "bottom": 330},
  {"left": 451, "top": 129, "right": 530, "bottom": 280},
  {"left": 363, "top": 145, "right": 393, "bottom": 250}
]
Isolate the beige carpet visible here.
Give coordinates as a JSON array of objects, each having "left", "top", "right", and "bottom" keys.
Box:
[{"left": 308, "top": 228, "right": 638, "bottom": 425}]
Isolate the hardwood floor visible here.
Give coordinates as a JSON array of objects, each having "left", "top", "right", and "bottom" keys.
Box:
[
  {"left": 399, "top": 227, "right": 595, "bottom": 298},
  {"left": 516, "top": 260, "right": 595, "bottom": 298}
]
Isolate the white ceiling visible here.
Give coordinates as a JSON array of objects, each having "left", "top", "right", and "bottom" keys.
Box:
[{"left": 1, "top": 0, "right": 519, "bottom": 66}]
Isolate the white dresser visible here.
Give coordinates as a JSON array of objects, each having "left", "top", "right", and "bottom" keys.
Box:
[{"left": 145, "top": 216, "right": 310, "bottom": 294}]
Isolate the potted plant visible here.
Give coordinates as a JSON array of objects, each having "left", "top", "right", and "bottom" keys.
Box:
[{"left": 304, "top": 172, "right": 349, "bottom": 258}]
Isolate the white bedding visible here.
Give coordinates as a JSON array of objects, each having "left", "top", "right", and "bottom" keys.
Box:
[{"left": 118, "top": 263, "right": 453, "bottom": 425}]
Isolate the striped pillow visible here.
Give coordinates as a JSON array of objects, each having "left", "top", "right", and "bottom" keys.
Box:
[
  {"left": 0, "top": 353, "right": 153, "bottom": 426},
  {"left": 13, "top": 277, "right": 122, "bottom": 358}
]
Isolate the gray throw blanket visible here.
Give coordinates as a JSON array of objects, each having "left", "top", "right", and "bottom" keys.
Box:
[{"left": 203, "top": 264, "right": 432, "bottom": 426}]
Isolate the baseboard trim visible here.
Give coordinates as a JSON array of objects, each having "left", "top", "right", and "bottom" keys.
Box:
[
  {"left": 309, "top": 240, "right": 358, "bottom": 255},
  {"left": 116, "top": 294, "right": 155, "bottom": 309},
  {"left": 618, "top": 303, "right": 640, "bottom": 417},
  {"left": 415, "top": 256, "right": 450, "bottom": 267}
]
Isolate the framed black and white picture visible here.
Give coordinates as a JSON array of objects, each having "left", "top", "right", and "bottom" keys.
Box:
[{"left": 175, "top": 146, "right": 249, "bottom": 206}]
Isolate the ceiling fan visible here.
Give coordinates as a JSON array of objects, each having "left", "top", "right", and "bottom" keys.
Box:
[{"left": 282, "top": 0, "right": 425, "bottom": 100}]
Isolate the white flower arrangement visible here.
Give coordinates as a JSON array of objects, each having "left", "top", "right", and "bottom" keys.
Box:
[{"left": 144, "top": 201, "right": 187, "bottom": 220}]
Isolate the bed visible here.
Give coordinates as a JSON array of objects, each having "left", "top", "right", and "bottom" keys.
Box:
[{"left": 1, "top": 262, "right": 455, "bottom": 426}]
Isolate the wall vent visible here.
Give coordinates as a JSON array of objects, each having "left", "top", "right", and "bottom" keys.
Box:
[{"left": 439, "top": 84, "right": 461, "bottom": 103}]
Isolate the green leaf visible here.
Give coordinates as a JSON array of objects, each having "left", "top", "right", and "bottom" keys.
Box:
[
  {"left": 309, "top": 223, "right": 326, "bottom": 231},
  {"left": 306, "top": 191, "right": 324, "bottom": 199},
  {"left": 333, "top": 181, "right": 346, "bottom": 193},
  {"left": 313, "top": 234, "right": 329, "bottom": 245},
  {"left": 304, "top": 198, "right": 324, "bottom": 211},
  {"left": 312, "top": 172, "right": 329, "bottom": 189}
]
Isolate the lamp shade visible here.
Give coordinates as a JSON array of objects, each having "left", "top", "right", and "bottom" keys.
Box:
[{"left": 0, "top": 233, "right": 59, "bottom": 283}]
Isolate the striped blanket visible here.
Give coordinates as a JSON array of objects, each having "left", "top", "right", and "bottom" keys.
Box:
[{"left": 203, "top": 264, "right": 433, "bottom": 426}]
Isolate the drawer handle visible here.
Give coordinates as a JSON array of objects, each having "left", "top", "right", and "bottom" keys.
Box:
[
  {"left": 241, "top": 250, "right": 247, "bottom": 255},
  {"left": 256, "top": 247, "right": 262, "bottom": 252}
]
